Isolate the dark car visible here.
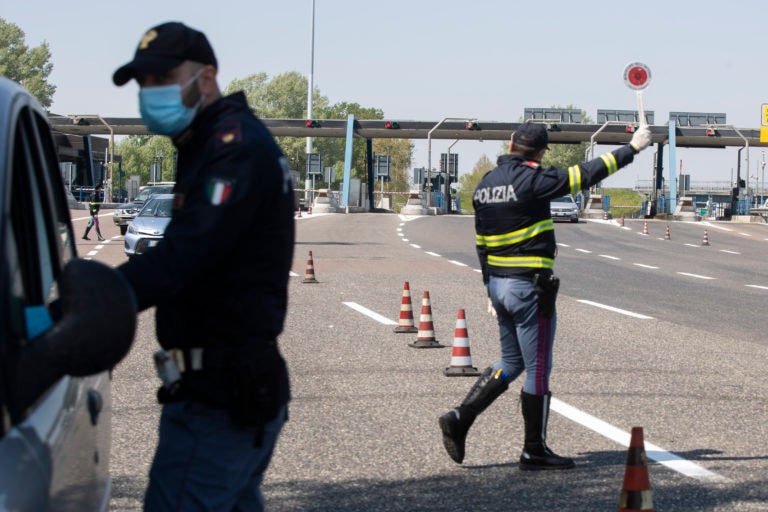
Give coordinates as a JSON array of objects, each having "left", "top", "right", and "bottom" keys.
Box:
[
  {"left": 113, "top": 183, "right": 174, "bottom": 235},
  {"left": 0, "top": 76, "right": 136, "bottom": 510}
]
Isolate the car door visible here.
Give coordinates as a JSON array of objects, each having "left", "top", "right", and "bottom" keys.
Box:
[{"left": 0, "top": 80, "right": 111, "bottom": 511}]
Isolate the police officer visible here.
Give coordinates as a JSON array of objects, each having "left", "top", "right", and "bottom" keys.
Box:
[
  {"left": 112, "top": 22, "right": 294, "bottom": 510},
  {"left": 82, "top": 188, "right": 105, "bottom": 241},
  {"left": 438, "top": 122, "right": 652, "bottom": 470}
]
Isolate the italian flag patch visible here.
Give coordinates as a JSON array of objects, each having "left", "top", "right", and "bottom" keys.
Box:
[{"left": 207, "top": 179, "right": 234, "bottom": 206}]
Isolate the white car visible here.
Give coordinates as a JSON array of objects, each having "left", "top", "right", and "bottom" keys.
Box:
[
  {"left": 550, "top": 195, "right": 580, "bottom": 223},
  {"left": 123, "top": 194, "right": 174, "bottom": 258}
]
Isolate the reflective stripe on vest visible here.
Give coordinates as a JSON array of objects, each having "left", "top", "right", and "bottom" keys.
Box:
[
  {"left": 568, "top": 165, "right": 582, "bottom": 194},
  {"left": 486, "top": 255, "right": 554, "bottom": 269},
  {"left": 475, "top": 218, "right": 554, "bottom": 248},
  {"left": 599, "top": 152, "right": 618, "bottom": 175}
]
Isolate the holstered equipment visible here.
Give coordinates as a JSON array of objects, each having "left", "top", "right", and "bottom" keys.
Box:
[{"left": 533, "top": 273, "right": 559, "bottom": 319}]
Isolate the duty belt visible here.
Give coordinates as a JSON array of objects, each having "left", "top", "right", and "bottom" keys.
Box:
[{"left": 167, "top": 341, "right": 278, "bottom": 373}]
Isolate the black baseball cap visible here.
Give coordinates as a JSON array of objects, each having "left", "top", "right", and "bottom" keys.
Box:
[
  {"left": 113, "top": 22, "right": 217, "bottom": 86},
  {"left": 512, "top": 122, "right": 549, "bottom": 150}
]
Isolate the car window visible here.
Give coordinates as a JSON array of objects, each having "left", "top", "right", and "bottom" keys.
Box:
[
  {"left": 552, "top": 196, "right": 575, "bottom": 204},
  {"left": 4, "top": 106, "right": 67, "bottom": 420},
  {"left": 139, "top": 197, "right": 173, "bottom": 217}
]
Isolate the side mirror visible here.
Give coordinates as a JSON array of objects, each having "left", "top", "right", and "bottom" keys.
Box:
[{"left": 14, "top": 259, "right": 137, "bottom": 410}]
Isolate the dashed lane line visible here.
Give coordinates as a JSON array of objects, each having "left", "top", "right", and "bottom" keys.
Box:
[
  {"left": 677, "top": 272, "right": 715, "bottom": 280},
  {"left": 598, "top": 254, "right": 620, "bottom": 260},
  {"left": 576, "top": 300, "right": 654, "bottom": 320},
  {"left": 342, "top": 302, "right": 398, "bottom": 325},
  {"left": 745, "top": 284, "right": 768, "bottom": 291},
  {"left": 633, "top": 263, "right": 659, "bottom": 269}
]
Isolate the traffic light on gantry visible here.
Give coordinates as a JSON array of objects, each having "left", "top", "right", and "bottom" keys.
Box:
[
  {"left": 305, "top": 120, "right": 321, "bottom": 128},
  {"left": 466, "top": 121, "right": 480, "bottom": 130},
  {"left": 385, "top": 121, "right": 400, "bottom": 129}
]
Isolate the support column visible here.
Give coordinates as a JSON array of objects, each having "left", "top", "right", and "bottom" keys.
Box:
[
  {"left": 668, "top": 120, "right": 677, "bottom": 214},
  {"left": 341, "top": 114, "right": 355, "bottom": 207}
]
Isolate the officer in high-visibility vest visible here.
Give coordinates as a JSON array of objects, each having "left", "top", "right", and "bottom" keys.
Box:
[
  {"left": 82, "top": 188, "right": 105, "bottom": 241},
  {"left": 438, "top": 122, "right": 652, "bottom": 470}
]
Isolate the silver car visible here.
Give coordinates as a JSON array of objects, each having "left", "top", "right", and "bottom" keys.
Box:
[
  {"left": 124, "top": 194, "right": 174, "bottom": 258},
  {"left": 113, "top": 184, "right": 174, "bottom": 235},
  {"left": 0, "top": 76, "right": 136, "bottom": 510},
  {"left": 550, "top": 195, "right": 580, "bottom": 223}
]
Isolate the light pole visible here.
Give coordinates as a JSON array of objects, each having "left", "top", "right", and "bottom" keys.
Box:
[
  {"left": 762, "top": 150, "right": 766, "bottom": 206},
  {"left": 305, "top": 0, "right": 315, "bottom": 206},
  {"left": 427, "top": 117, "right": 475, "bottom": 208}
]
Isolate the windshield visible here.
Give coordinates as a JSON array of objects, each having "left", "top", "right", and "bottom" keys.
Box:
[
  {"left": 552, "top": 196, "right": 575, "bottom": 204},
  {"left": 138, "top": 197, "right": 174, "bottom": 218},
  {"left": 135, "top": 186, "right": 173, "bottom": 203}
]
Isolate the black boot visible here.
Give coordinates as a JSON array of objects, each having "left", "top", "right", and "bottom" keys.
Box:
[
  {"left": 82, "top": 226, "right": 91, "bottom": 240},
  {"left": 519, "top": 391, "right": 574, "bottom": 470},
  {"left": 96, "top": 228, "right": 105, "bottom": 241},
  {"left": 438, "top": 367, "right": 509, "bottom": 463}
]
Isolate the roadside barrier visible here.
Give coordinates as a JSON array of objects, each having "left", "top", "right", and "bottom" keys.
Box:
[
  {"left": 702, "top": 230, "right": 710, "bottom": 246},
  {"left": 408, "top": 291, "right": 444, "bottom": 348},
  {"left": 617, "top": 427, "right": 654, "bottom": 512},
  {"left": 393, "top": 281, "right": 418, "bottom": 333},
  {"left": 302, "top": 251, "right": 319, "bottom": 283},
  {"left": 444, "top": 309, "right": 480, "bottom": 376}
]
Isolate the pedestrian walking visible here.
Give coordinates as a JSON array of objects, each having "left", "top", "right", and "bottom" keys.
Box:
[
  {"left": 83, "top": 187, "right": 105, "bottom": 241},
  {"left": 438, "top": 121, "right": 652, "bottom": 470}
]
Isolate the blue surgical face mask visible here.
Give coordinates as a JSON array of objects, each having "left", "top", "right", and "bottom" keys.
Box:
[{"left": 139, "top": 69, "right": 204, "bottom": 136}]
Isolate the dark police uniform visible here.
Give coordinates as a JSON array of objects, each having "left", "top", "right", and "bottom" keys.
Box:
[
  {"left": 440, "top": 121, "right": 646, "bottom": 471},
  {"left": 117, "top": 91, "right": 295, "bottom": 509},
  {"left": 119, "top": 90, "right": 293, "bottom": 404}
]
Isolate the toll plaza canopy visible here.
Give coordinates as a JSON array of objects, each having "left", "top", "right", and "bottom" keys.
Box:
[{"left": 48, "top": 116, "right": 768, "bottom": 149}]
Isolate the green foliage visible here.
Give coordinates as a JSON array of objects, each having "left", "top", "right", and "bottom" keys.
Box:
[
  {"left": 0, "top": 18, "right": 56, "bottom": 108},
  {"left": 457, "top": 154, "right": 495, "bottom": 213},
  {"left": 115, "top": 135, "right": 176, "bottom": 185},
  {"left": 604, "top": 188, "right": 643, "bottom": 218},
  {"left": 224, "top": 72, "right": 412, "bottom": 192}
]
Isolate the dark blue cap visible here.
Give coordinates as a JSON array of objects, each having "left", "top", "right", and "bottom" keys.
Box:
[
  {"left": 512, "top": 122, "right": 549, "bottom": 150},
  {"left": 113, "top": 22, "right": 217, "bottom": 86}
]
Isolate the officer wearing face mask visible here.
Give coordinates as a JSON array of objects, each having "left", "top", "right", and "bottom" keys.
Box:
[{"left": 113, "top": 22, "right": 294, "bottom": 511}]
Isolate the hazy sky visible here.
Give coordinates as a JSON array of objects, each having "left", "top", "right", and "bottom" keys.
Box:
[{"left": 6, "top": 0, "right": 768, "bottom": 188}]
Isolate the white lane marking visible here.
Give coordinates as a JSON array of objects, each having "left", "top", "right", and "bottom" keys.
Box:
[
  {"left": 425, "top": 251, "right": 441, "bottom": 257},
  {"left": 745, "top": 284, "right": 768, "bottom": 290},
  {"left": 95, "top": 245, "right": 105, "bottom": 249},
  {"left": 342, "top": 302, "right": 397, "bottom": 325},
  {"left": 700, "top": 221, "right": 733, "bottom": 232},
  {"left": 738, "top": 232, "right": 752, "bottom": 237},
  {"left": 402, "top": 238, "right": 409, "bottom": 242},
  {"left": 557, "top": 243, "right": 570, "bottom": 247},
  {"left": 633, "top": 263, "right": 659, "bottom": 269},
  {"left": 87, "top": 250, "right": 98, "bottom": 256},
  {"left": 684, "top": 243, "right": 699, "bottom": 248},
  {"left": 473, "top": 268, "right": 482, "bottom": 273},
  {"left": 551, "top": 398, "right": 726, "bottom": 481},
  {"left": 719, "top": 249, "right": 740, "bottom": 255},
  {"left": 677, "top": 272, "right": 715, "bottom": 280},
  {"left": 396, "top": 228, "right": 402, "bottom": 232},
  {"left": 449, "top": 260, "right": 468, "bottom": 267},
  {"left": 575, "top": 248, "right": 592, "bottom": 254},
  {"left": 599, "top": 254, "right": 620, "bottom": 260},
  {"left": 399, "top": 223, "right": 405, "bottom": 227},
  {"left": 410, "top": 243, "right": 421, "bottom": 249},
  {"left": 289, "top": 271, "right": 300, "bottom": 277},
  {"left": 577, "top": 300, "right": 653, "bottom": 319},
  {"left": 397, "top": 232, "right": 404, "bottom": 237}
]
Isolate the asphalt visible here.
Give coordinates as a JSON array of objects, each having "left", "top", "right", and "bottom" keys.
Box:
[{"left": 73, "top": 211, "right": 768, "bottom": 511}]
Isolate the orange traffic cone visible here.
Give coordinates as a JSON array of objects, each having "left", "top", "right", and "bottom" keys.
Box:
[
  {"left": 308, "top": 204, "right": 313, "bottom": 215},
  {"left": 620, "top": 215, "right": 625, "bottom": 227},
  {"left": 302, "top": 251, "right": 318, "bottom": 283},
  {"left": 444, "top": 309, "right": 480, "bottom": 376},
  {"left": 603, "top": 210, "right": 609, "bottom": 220},
  {"left": 618, "top": 427, "right": 654, "bottom": 512},
  {"left": 642, "top": 222, "right": 649, "bottom": 235},
  {"left": 296, "top": 206, "right": 302, "bottom": 218},
  {"left": 394, "top": 281, "right": 418, "bottom": 333},
  {"left": 408, "top": 291, "right": 444, "bottom": 348},
  {"left": 702, "top": 230, "right": 710, "bottom": 246},
  {"left": 664, "top": 225, "right": 670, "bottom": 240}
]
